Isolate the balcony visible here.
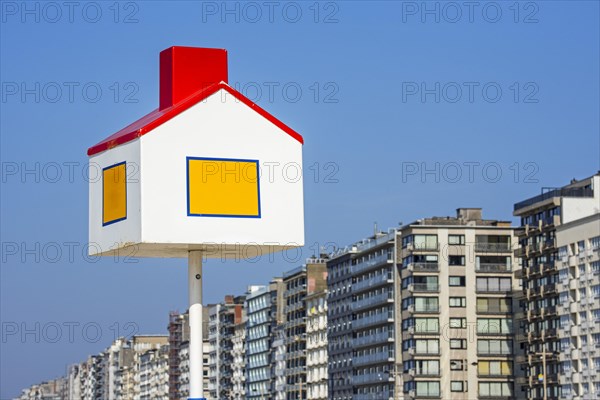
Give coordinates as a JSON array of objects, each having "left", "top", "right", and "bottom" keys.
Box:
[
  {"left": 476, "top": 306, "right": 512, "bottom": 315},
  {"left": 353, "top": 372, "right": 394, "bottom": 385},
  {"left": 476, "top": 263, "right": 512, "bottom": 273},
  {"left": 514, "top": 186, "right": 593, "bottom": 212},
  {"left": 353, "top": 331, "right": 394, "bottom": 348},
  {"left": 409, "top": 262, "right": 439, "bottom": 272},
  {"left": 353, "top": 313, "right": 394, "bottom": 329},
  {"left": 407, "top": 305, "right": 439, "bottom": 314},
  {"left": 353, "top": 292, "right": 394, "bottom": 312},
  {"left": 409, "top": 283, "right": 440, "bottom": 293},
  {"left": 353, "top": 351, "right": 394, "bottom": 366},
  {"left": 353, "top": 253, "right": 394, "bottom": 275},
  {"left": 475, "top": 243, "right": 512, "bottom": 253},
  {"left": 353, "top": 274, "right": 393, "bottom": 293}
]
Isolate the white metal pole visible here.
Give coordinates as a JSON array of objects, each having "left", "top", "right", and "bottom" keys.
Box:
[{"left": 188, "top": 251, "right": 205, "bottom": 400}]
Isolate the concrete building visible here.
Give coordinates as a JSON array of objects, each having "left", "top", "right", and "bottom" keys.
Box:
[
  {"left": 207, "top": 295, "right": 245, "bottom": 399},
  {"left": 328, "top": 229, "right": 398, "bottom": 400},
  {"left": 273, "top": 325, "right": 287, "bottom": 400},
  {"left": 168, "top": 310, "right": 210, "bottom": 400},
  {"left": 246, "top": 279, "right": 285, "bottom": 399},
  {"left": 66, "top": 364, "right": 83, "bottom": 400},
  {"left": 231, "top": 318, "right": 247, "bottom": 400},
  {"left": 306, "top": 289, "right": 328, "bottom": 400},
  {"left": 17, "top": 378, "right": 66, "bottom": 400},
  {"left": 138, "top": 344, "right": 169, "bottom": 400},
  {"left": 81, "top": 353, "right": 106, "bottom": 400},
  {"left": 399, "top": 208, "right": 522, "bottom": 399},
  {"left": 282, "top": 260, "right": 328, "bottom": 400},
  {"left": 514, "top": 173, "right": 600, "bottom": 400},
  {"left": 327, "top": 242, "right": 357, "bottom": 400}
]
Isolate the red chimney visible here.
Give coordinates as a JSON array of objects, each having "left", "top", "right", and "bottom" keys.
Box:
[{"left": 159, "top": 46, "right": 228, "bottom": 111}]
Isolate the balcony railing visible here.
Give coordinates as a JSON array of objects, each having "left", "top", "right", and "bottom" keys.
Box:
[
  {"left": 353, "top": 274, "right": 393, "bottom": 293},
  {"left": 475, "top": 243, "right": 512, "bottom": 252},
  {"left": 409, "top": 305, "right": 440, "bottom": 314},
  {"left": 477, "top": 263, "right": 512, "bottom": 273},
  {"left": 353, "top": 292, "right": 393, "bottom": 311},
  {"left": 514, "top": 186, "right": 593, "bottom": 211},
  {"left": 353, "top": 351, "right": 394, "bottom": 366},
  {"left": 353, "top": 372, "right": 393, "bottom": 385},
  {"left": 476, "top": 306, "right": 512, "bottom": 314},
  {"left": 410, "top": 283, "right": 440, "bottom": 292},
  {"left": 353, "top": 313, "right": 394, "bottom": 329},
  {"left": 410, "top": 262, "right": 439, "bottom": 272},
  {"left": 353, "top": 331, "right": 393, "bottom": 347},
  {"left": 353, "top": 253, "right": 394, "bottom": 275}
]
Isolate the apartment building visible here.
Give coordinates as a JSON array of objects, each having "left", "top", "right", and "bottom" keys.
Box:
[
  {"left": 283, "top": 260, "right": 328, "bottom": 400},
  {"left": 138, "top": 344, "right": 169, "bottom": 399},
  {"left": 81, "top": 353, "right": 106, "bottom": 400},
  {"left": 16, "top": 378, "right": 66, "bottom": 400},
  {"left": 306, "top": 289, "right": 328, "bottom": 400},
  {"left": 399, "top": 208, "right": 522, "bottom": 399},
  {"left": 231, "top": 319, "right": 247, "bottom": 400},
  {"left": 514, "top": 173, "right": 600, "bottom": 400},
  {"left": 327, "top": 244, "right": 357, "bottom": 400},
  {"left": 246, "top": 279, "right": 285, "bottom": 399},
  {"left": 207, "top": 296, "right": 245, "bottom": 399},
  {"left": 327, "top": 230, "right": 398, "bottom": 400},
  {"left": 273, "top": 325, "right": 287, "bottom": 400}
]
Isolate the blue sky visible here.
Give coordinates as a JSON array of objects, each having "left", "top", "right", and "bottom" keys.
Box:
[{"left": 1, "top": 1, "right": 598, "bottom": 397}]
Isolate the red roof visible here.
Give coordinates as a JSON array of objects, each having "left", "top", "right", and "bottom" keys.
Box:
[{"left": 87, "top": 82, "right": 303, "bottom": 156}]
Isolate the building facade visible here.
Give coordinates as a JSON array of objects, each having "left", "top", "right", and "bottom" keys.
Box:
[
  {"left": 283, "top": 260, "right": 328, "bottom": 400},
  {"left": 207, "top": 295, "right": 245, "bottom": 400},
  {"left": 514, "top": 173, "right": 600, "bottom": 399},
  {"left": 231, "top": 319, "right": 247, "bottom": 400},
  {"left": 306, "top": 289, "right": 328, "bottom": 400},
  {"left": 246, "top": 279, "right": 285, "bottom": 399},
  {"left": 327, "top": 230, "right": 398, "bottom": 400},
  {"left": 399, "top": 208, "right": 522, "bottom": 399}
]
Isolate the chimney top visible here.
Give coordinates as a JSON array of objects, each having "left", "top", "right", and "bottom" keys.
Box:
[{"left": 159, "top": 46, "right": 228, "bottom": 111}]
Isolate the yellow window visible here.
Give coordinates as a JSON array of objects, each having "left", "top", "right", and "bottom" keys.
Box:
[
  {"left": 187, "top": 157, "right": 260, "bottom": 218},
  {"left": 103, "top": 162, "right": 127, "bottom": 225},
  {"left": 478, "top": 361, "right": 490, "bottom": 376}
]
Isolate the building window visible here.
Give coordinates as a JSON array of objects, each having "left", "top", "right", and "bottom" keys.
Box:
[
  {"left": 477, "top": 340, "right": 513, "bottom": 355},
  {"left": 478, "top": 361, "right": 512, "bottom": 376},
  {"left": 476, "top": 298, "right": 512, "bottom": 313},
  {"left": 415, "top": 318, "right": 439, "bottom": 333},
  {"left": 449, "top": 255, "right": 465, "bottom": 266},
  {"left": 451, "top": 381, "right": 465, "bottom": 392},
  {"left": 449, "top": 276, "right": 466, "bottom": 287},
  {"left": 479, "top": 382, "right": 513, "bottom": 397},
  {"left": 416, "top": 381, "right": 440, "bottom": 397},
  {"left": 449, "top": 297, "right": 466, "bottom": 307},
  {"left": 403, "top": 359, "right": 440, "bottom": 376},
  {"left": 450, "top": 360, "right": 464, "bottom": 370},
  {"left": 477, "top": 318, "right": 513, "bottom": 335},
  {"left": 448, "top": 235, "right": 465, "bottom": 245},
  {"left": 476, "top": 277, "right": 512, "bottom": 292},
  {"left": 415, "top": 339, "right": 440, "bottom": 355},
  {"left": 591, "top": 236, "right": 600, "bottom": 251},
  {"left": 450, "top": 318, "right": 467, "bottom": 329},
  {"left": 414, "top": 235, "right": 439, "bottom": 250},
  {"left": 450, "top": 339, "right": 467, "bottom": 349}
]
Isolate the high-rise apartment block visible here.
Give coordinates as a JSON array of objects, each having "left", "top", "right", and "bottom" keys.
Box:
[
  {"left": 283, "top": 259, "right": 328, "bottom": 400},
  {"left": 514, "top": 173, "right": 600, "bottom": 399},
  {"left": 399, "top": 208, "right": 521, "bottom": 399},
  {"left": 246, "top": 279, "right": 285, "bottom": 399}
]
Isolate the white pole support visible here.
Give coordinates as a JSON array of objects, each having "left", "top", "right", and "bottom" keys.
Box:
[{"left": 188, "top": 251, "right": 205, "bottom": 400}]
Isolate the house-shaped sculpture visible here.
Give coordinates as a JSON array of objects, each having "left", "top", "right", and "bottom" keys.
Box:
[{"left": 88, "top": 46, "right": 304, "bottom": 258}]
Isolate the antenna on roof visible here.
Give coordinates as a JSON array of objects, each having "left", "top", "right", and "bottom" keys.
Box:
[{"left": 374, "top": 221, "right": 378, "bottom": 236}]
